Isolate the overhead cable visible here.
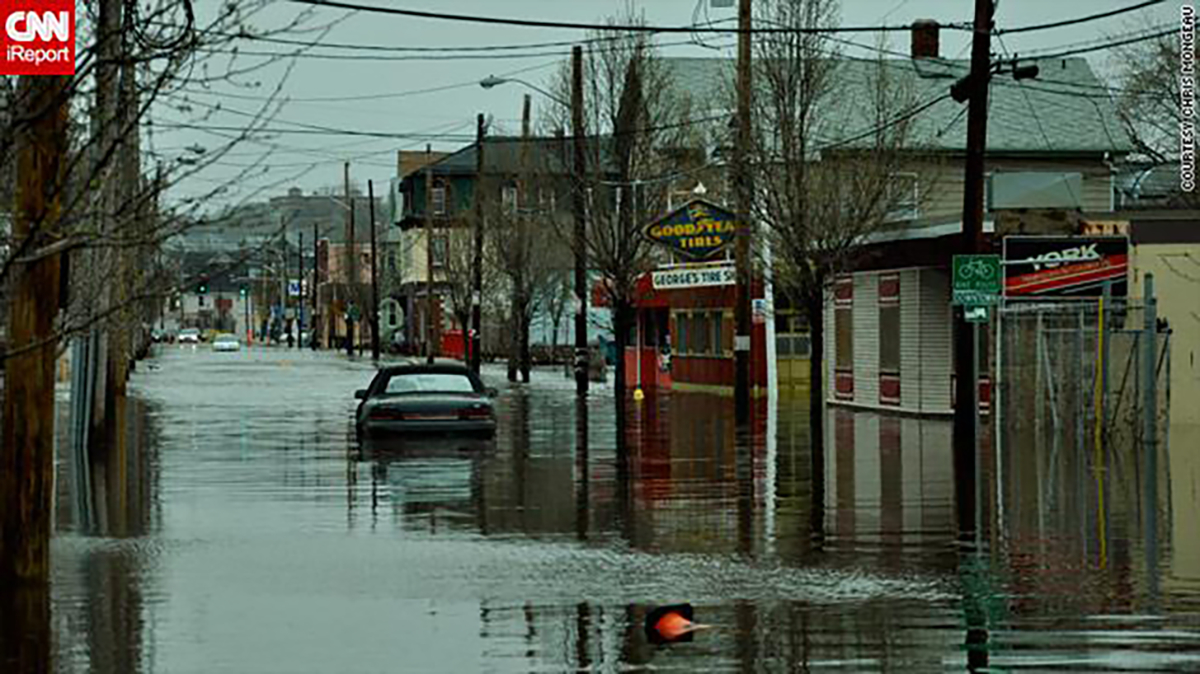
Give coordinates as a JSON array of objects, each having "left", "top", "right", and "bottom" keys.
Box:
[
  {"left": 286, "top": 0, "right": 966, "bottom": 35},
  {"left": 995, "top": 0, "right": 1166, "bottom": 35}
]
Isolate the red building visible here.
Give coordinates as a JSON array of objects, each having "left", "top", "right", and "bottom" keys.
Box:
[{"left": 619, "top": 266, "right": 770, "bottom": 394}]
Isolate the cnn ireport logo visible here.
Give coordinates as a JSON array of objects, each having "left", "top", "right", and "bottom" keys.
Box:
[{"left": 1, "top": 1, "right": 75, "bottom": 75}]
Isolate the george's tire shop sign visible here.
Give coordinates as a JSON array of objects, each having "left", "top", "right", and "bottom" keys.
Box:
[{"left": 1002, "top": 236, "right": 1128, "bottom": 298}]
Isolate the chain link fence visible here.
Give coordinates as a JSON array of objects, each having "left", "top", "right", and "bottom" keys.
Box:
[{"left": 994, "top": 296, "right": 1171, "bottom": 544}]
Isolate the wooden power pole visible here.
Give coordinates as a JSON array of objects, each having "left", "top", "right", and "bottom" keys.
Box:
[
  {"left": 344, "top": 162, "right": 355, "bottom": 357},
  {"left": 312, "top": 222, "right": 320, "bottom": 350},
  {"left": 954, "top": 0, "right": 994, "bottom": 538},
  {"left": 368, "top": 180, "right": 381, "bottom": 361},
  {"left": 733, "top": 0, "right": 753, "bottom": 424},
  {"left": 1, "top": 75, "right": 70, "bottom": 584},
  {"left": 572, "top": 45, "right": 589, "bottom": 395},
  {"left": 425, "top": 147, "right": 436, "bottom": 364},
  {"left": 471, "top": 113, "right": 485, "bottom": 374}
]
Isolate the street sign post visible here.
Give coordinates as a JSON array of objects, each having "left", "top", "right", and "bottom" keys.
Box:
[
  {"left": 953, "top": 254, "right": 1002, "bottom": 307},
  {"left": 964, "top": 306, "right": 989, "bottom": 323}
]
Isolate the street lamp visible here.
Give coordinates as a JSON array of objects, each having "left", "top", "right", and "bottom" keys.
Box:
[{"left": 479, "top": 75, "right": 570, "bottom": 108}]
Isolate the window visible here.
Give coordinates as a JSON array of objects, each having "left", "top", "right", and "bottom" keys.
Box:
[
  {"left": 385, "top": 372, "right": 477, "bottom": 394},
  {"left": 695, "top": 313, "right": 711, "bottom": 355},
  {"left": 672, "top": 312, "right": 725, "bottom": 356},
  {"left": 886, "top": 173, "right": 919, "bottom": 221},
  {"left": 712, "top": 313, "right": 723, "bottom": 356},
  {"left": 681, "top": 311, "right": 691, "bottom": 357},
  {"left": 501, "top": 185, "right": 518, "bottom": 214},
  {"left": 432, "top": 185, "right": 447, "bottom": 215},
  {"left": 431, "top": 235, "right": 448, "bottom": 267},
  {"left": 387, "top": 251, "right": 397, "bottom": 274},
  {"left": 879, "top": 275, "right": 900, "bottom": 374},
  {"left": 834, "top": 277, "right": 853, "bottom": 370}
]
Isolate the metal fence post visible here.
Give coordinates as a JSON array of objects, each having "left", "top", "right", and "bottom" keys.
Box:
[{"left": 1142, "top": 273, "right": 1158, "bottom": 562}]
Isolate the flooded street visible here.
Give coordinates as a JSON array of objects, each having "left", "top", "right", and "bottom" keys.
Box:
[{"left": 33, "top": 347, "right": 1200, "bottom": 672}]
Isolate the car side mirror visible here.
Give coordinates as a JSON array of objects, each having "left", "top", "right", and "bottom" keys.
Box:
[
  {"left": 486, "top": 387, "right": 499, "bottom": 398},
  {"left": 354, "top": 389, "right": 368, "bottom": 400}
]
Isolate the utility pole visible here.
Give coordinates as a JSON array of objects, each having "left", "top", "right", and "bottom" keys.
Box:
[
  {"left": 517, "top": 93, "right": 533, "bottom": 383},
  {"left": 344, "top": 162, "right": 355, "bottom": 357},
  {"left": 88, "top": 0, "right": 122, "bottom": 447},
  {"left": 297, "top": 231, "right": 304, "bottom": 348},
  {"left": 368, "top": 180, "right": 381, "bottom": 361},
  {"left": 572, "top": 45, "right": 590, "bottom": 395},
  {"left": 279, "top": 218, "right": 287, "bottom": 342},
  {"left": 312, "top": 223, "right": 320, "bottom": 350},
  {"left": 425, "top": 146, "right": 437, "bottom": 364},
  {"left": 1, "top": 75, "right": 69, "bottom": 584},
  {"left": 471, "top": 113, "right": 486, "bottom": 375},
  {"left": 733, "top": 0, "right": 753, "bottom": 425},
  {"left": 953, "top": 0, "right": 994, "bottom": 538}
]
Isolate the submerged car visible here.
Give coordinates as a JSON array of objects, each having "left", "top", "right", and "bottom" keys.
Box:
[
  {"left": 355, "top": 362, "right": 497, "bottom": 439},
  {"left": 212, "top": 333, "right": 241, "bottom": 352}
]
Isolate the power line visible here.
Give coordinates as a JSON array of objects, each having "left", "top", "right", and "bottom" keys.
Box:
[
  {"left": 201, "top": 20, "right": 732, "bottom": 54},
  {"left": 156, "top": 122, "right": 477, "bottom": 140},
  {"left": 822, "top": 94, "right": 952, "bottom": 149},
  {"left": 996, "top": 0, "right": 1166, "bottom": 35},
  {"left": 286, "top": 0, "right": 965, "bottom": 35},
  {"left": 193, "top": 32, "right": 734, "bottom": 62},
  {"left": 179, "top": 61, "right": 556, "bottom": 103},
  {"left": 1025, "top": 26, "right": 1173, "bottom": 61}
]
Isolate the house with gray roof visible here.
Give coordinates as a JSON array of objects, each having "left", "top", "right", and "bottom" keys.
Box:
[{"left": 662, "top": 24, "right": 1133, "bottom": 413}]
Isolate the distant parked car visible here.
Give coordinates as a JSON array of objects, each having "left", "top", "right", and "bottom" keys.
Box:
[
  {"left": 212, "top": 333, "right": 241, "bottom": 352},
  {"left": 355, "top": 362, "right": 498, "bottom": 439},
  {"left": 178, "top": 328, "right": 201, "bottom": 344}
]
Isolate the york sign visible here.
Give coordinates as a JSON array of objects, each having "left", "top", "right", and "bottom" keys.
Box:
[
  {"left": 1003, "top": 236, "right": 1128, "bottom": 297},
  {"left": 643, "top": 199, "right": 736, "bottom": 261}
]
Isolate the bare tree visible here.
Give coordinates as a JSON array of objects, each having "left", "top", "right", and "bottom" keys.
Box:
[
  {"left": 485, "top": 146, "right": 564, "bottom": 382},
  {"left": 749, "top": 0, "right": 930, "bottom": 504},
  {"left": 1114, "top": 26, "right": 1194, "bottom": 164},
  {"left": 547, "top": 8, "right": 696, "bottom": 414},
  {"left": 1, "top": 1, "right": 339, "bottom": 365},
  {"left": 1, "top": 0, "right": 342, "bottom": 471},
  {"left": 1112, "top": 24, "right": 1199, "bottom": 205},
  {"left": 443, "top": 218, "right": 502, "bottom": 350}
]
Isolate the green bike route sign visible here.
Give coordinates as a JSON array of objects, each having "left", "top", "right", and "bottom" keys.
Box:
[{"left": 952, "top": 254, "right": 1002, "bottom": 308}]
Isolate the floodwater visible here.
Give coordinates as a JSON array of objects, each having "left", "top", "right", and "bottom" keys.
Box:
[{"left": 7, "top": 346, "right": 1200, "bottom": 672}]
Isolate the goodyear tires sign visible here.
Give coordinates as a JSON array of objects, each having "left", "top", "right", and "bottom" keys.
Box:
[{"left": 643, "top": 199, "right": 736, "bottom": 261}]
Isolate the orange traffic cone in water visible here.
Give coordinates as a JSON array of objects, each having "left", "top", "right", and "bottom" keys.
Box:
[{"left": 645, "top": 603, "right": 704, "bottom": 644}]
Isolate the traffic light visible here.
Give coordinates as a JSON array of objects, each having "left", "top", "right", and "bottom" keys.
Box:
[
  {"left": 239, "top": 285, "right": 248, "bottom": 298},
  {"left": 197, "top": 277, "right": 209, "bottom": 295}
]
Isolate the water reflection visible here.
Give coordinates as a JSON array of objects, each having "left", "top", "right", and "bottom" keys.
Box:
[
  {"left": 0, "top": 585, "right": 50, "bottom": 674},
  {"left": 29, "top": 348, "right": 1200, "bottom": 672}
]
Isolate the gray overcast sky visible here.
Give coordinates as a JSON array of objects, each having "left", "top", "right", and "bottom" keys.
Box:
[{"left": 159, "top": 0, "right": 1178, "bottom": 213}]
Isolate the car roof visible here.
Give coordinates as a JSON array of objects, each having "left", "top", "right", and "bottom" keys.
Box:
[{"left": 376, "top": 361, "right": 473, "bottom": 376}]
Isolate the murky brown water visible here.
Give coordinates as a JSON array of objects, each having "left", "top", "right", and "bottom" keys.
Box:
[{"left": 7, "top": 347, "right": 1200, "bottom": 672}]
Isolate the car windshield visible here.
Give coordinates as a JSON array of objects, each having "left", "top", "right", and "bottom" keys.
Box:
[
  {"left": 216, "top": 335, "right": 235, "bottom": 342},
  {"left": 180, "top": 329, "right": 199, "bottom": 336},
  {"left": 384, "top": 372, "right": 476, "bottom": 395}
]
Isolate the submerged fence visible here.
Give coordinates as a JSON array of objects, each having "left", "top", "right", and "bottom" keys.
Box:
[{"left": 992, "top": 284, "right": 1171, "bottom": 556}]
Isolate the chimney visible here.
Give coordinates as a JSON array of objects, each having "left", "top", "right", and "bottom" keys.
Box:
[{"left": 911, "top": 20, "right": 940, "bottom": 59}]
